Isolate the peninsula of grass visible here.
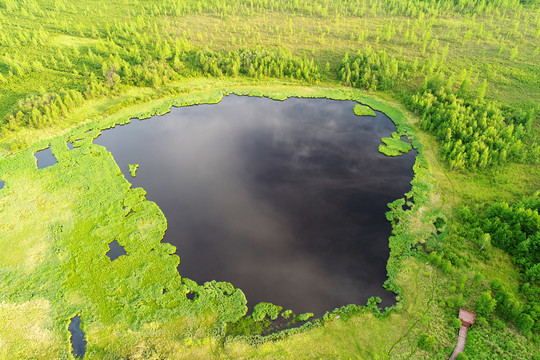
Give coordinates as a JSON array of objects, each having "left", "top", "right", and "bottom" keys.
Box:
[
  {"left": 379, "top": 132, "right": 413, "bottom": 156},
  {"left": 353, "top": 104, "right": 376, "bottom": 117}
]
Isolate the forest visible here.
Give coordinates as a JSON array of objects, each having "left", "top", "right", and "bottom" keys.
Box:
[{"left": 0, "top": 0, "right": 539, "bottom": 359}]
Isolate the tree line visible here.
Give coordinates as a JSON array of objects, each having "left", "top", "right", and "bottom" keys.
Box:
[
  {"left": 338, "top": 48, "right": 538, "bottom": 170},
  {"left": 1, "top": 45, "right": 321, "bottom": 136},
  {"left": 195, "top": 48, "right": 320, "bottom": 81},
  {"left": 5, "top": 90, "right": 85, "bottom": 131}
]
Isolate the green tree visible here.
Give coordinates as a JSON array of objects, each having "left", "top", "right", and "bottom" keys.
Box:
[
  {"left": 515, "top": 313, "right": 534, "bottom": 332},
  {"left": 417, "top": 333, "right": 435, "bottom": 350},
  {"left": 476, "top": 291, "right": 497, "bottom": 317},
  {"left": 479, "top": 233, "right": 492, "bottom": 251},
  {"left": 477, "top": 79, "right": 487, "bottom": 101}
]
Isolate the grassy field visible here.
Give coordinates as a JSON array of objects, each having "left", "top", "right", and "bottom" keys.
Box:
[{"left": 1, "top": 0, "right": 539, "bottom": 359}]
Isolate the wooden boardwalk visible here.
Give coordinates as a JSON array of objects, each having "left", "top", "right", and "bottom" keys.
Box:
[{"left": 449, "top": 309, "right": 475, "bottom": 360}]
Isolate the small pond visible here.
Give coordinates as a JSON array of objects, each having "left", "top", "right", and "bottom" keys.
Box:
[
  {"left": 68, "top": 315, "right": 86, "bottom": 359},
  {"left": 35, "top": 146, "right": 57, "bottom": 169},
  {"left": 94, "top": 95, "right": 416, "bottom": 315},
  {"left": 106, "top": 240, "right": 127, "bottom": 261}
]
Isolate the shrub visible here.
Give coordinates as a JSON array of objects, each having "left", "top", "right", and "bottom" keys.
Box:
[
  {"left": 252, "top": 302, "right": 282, "bottom": 321},
  {"left": 515, "top": 313, "right": 534, "bottom": 332},
  {"left": 476, "top": 291, "right": 497, "bottom": 318},
  {"left": 296, "top": 313, "right": 314, "bottom": 322},
  {"left": 417, "top": 333, "right": 435, "bottom": 350}
]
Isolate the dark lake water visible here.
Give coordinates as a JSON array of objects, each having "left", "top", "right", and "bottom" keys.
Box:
[
  {"left": 34, "top": 146, "right": 57, "bottom": 169},
  {"left": 94, "top": 96, "right": 416, "bottom": 315},
  {"left": 106, "top": 240, "right": 127, "bottom": 261},
  {"left": 68, "top": 315, "right": 86, "bottom": 358}
]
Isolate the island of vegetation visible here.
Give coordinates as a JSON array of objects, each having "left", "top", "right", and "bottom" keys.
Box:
[
  {"left": 128, "top": 164, "right": 139, "bottom": 177},
  {"left": 0, "top": 0, "right": 538, "bottom": 359}
]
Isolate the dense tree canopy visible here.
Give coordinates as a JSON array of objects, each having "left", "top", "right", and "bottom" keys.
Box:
[
  {"left": 410, "top": 75, "right": 538, "bottom": 169},
  {"left": 458, "top": 194, "right": 540, "bottom": 332}
]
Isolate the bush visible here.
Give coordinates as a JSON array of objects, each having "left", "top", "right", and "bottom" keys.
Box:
[
  {"left": 452, "top": 317, "right": 462, "bottom": 329},
  {"left": 477, "top": 317, "right": 489, "bottom": 327},
  {"left": 515, "top": 313, "right": 534, "bottom": 332},
  {"left": 252, "top": 302, "right": 282, "bottom": 321},
  {"left": 491, "top": 317, "right": 506, "bottom": 330},
  {"left": 296, "top": 313, "right": 314, "bottom": 322},
  {"left": 476, "top": 291, "right": 497, "bottom": 318},
  {"left": 417, "top": 333, "right": 435, "bottom": 350},
  {"left": 281, "top": 310, "right": 292, "bottom": 319}
]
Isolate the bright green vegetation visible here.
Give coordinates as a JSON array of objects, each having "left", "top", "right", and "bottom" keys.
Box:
[
  {"left": 252, "top": 303, "right": 283, "bottom": 322},
  {"left": 128, "top": 164, "right": 139, "bottom": 177},
  {"left": 1, "top": 0, "right": 539, "bottom": 153},
  {"left": 354, "top": 103, "right": 376, "bottom": 116},
  {"left": 0, "top": 118, "right": 249, "bottom": 358},
  {"left": 456, "top": 195, "right": 540, "bottom": 333},
  {"left": 411, "top": 76, "right": 539, "bottom": 169},
  {"left": 379, "top": 132, "right": 413, "bottom": 156},
  {"left": 1, "top": 83, "right": 536, "bottom": 359},
  {"left": 1, "top": 0, "right": 539, "bottom": 359}
]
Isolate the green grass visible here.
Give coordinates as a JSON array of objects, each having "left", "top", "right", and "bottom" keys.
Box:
[
  {"left": 379, "top": 133, "right": 413, "bottom": 156},
  {"left": 0, "top": 119, "right": 247, "bottom": 358},
  {"left": 354, "top": 104, "right": 376, "bottom": 116}
]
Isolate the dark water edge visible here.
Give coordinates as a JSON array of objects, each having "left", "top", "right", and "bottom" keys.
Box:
[
  {"left": 0, "top": 180, "right": 4, "bottom": 190},
  {"left": 94, "top": 95, "right": 416, "bottom": 316},
  {"left": 68, "top": 315, "right": 86, "bottom": 359}
]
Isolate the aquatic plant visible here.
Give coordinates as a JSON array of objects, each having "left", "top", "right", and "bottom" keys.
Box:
[
  {"left": 128, "top": 163, "right": 139, "bottom": 177},
  {"left": 353, "top": 104, "right": 376, "bottom": 117}
]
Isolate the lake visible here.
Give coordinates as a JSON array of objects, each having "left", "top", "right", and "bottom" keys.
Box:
[{"left": 94, "top": 95, "right": 416, "bottom": 315}]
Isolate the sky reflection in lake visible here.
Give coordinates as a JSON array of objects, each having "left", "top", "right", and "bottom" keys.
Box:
[{"left": 95, "top": 96, "right": 416, "bottom": 315}]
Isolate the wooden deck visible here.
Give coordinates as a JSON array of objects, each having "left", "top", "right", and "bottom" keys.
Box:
[{"left": 449, "top": 309, "right": 476, "bottom": 360}]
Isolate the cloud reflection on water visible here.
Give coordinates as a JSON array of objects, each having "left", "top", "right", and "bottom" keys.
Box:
[{"left": 95, "top": 95, "right": 416, "bottom": 315}]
